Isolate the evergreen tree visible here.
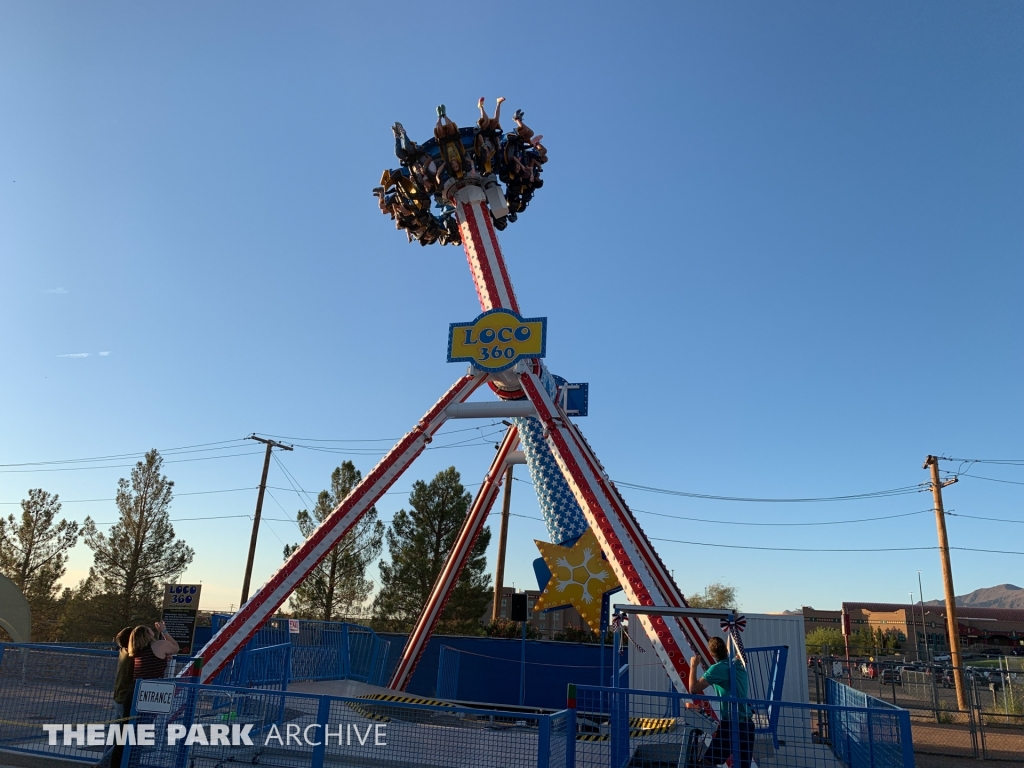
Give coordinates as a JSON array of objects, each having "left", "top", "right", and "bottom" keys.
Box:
[
  {"left": 373, "top": 467, "right": 491, "bottom": 634},
  {"left": 0, "top": 489, "right": 81, "bottom": 639},
  {"left": 283, "top": 461, "right": 384, "bottom": 622},
  {"left": 82, "top": 450, "right": 194, "bottom": 629}
]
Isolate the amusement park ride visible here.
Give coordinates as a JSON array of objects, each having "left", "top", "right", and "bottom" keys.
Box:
[{"left": 192, "top": 99, "right": 716, "bottom": 694}]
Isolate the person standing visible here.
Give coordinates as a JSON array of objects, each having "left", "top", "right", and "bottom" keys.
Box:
[
  {"left": 130, "top": 620, "right": 179, "bottom": 679},
  {"left": 688, "top": 636, "right": 755, "bottom": 768},
  {"left": 94, "top": 627, "right": 133, "bottom": 768},
  {"left": 109, "top": 622, "right": 179, "bottom": 768}
]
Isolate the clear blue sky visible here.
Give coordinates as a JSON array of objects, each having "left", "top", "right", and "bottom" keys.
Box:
[{"left": 1, "top": 2, "right": 1021, "bottom": 615}]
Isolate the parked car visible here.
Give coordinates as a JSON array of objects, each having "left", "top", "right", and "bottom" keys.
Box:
[
  {"left": 987, "top": 671, "right": 1006, "bottom": 689},
  {"left": 881, "top": 667, "right": 902, "bottom": 685}
]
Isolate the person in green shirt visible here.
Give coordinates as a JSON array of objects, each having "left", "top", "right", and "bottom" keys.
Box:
[{"left": 688, "top": 637, "right": 755, "bottom": 768}]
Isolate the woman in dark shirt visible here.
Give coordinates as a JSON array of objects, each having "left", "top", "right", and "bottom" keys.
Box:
[
  {"left": 105, "top": 623, "right": 179, "bottom": 768},
  {"left": 128, "top": 621, "right": 180, "bottom": 679}
]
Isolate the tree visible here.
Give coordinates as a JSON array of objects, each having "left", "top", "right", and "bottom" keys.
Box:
[
  {"left": 283, "top": 461, "right": 384, "bottom": 622},
  {"left": 0, "top": 489, "right": 81, "bottom": 639},
  {"left": 82, "top": 450, "right": 194, "bottom": 630},
  {"left": 687, "top": 582, "right": 738, "bottom": 610},
  {"left": 373, "top": 467, "right": 491, "bottom": 634},
  {"left": 805, "top": 627, "right": 845, "bottom": 654},
  {"left": 484, "top": 617, "right": 541, "bottom": 639}
]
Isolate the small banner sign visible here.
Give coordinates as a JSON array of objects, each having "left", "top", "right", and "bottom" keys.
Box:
[
  {"left": 448, "top": 309, "right": 546, "bottom": 372},
  {"left": 288, "top": 619, "right": 301, "bottom": 634},
  {"left": 161, "top": 584, "right": 201, "bottom": 655},
  {"left": 135, "top": 680, "right": 176, "bottom": 714}
]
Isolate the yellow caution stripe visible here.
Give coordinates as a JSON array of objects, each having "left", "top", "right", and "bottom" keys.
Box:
[
  {"left": 575, "top": 717, "right": 678, "bottom": 741},
  {"left": 357, "top": 693, "right": 455, "bottom": 708}
]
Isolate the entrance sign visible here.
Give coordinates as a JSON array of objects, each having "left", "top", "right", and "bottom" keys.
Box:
[
  {"left": 161, "top": 584, "right": 201, "bottom": 655},
  {"left": 448, "top": 309, "right": 546, "bottom": 372},
  {"left": 135, "top": 680, "right": 175, "bottom": 713}
]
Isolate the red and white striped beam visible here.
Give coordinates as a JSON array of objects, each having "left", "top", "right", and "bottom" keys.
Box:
[
  {"left": 516, "top": 363, "right": 709, "bottom": 692},
  {"left": 189, "top": 372, "right": 488, "bottom": 683},
  {"left": 453, "top": 184, "right": 520, "bottom": 314},
  {"left": 560, "top": 417, "right": 714, "bottom": 667},
  {"left": 389, "top": 424, "right": 520, "bottom": 691}
]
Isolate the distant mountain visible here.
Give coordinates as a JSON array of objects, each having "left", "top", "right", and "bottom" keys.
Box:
[{"left": 925, "top": 584, "right": 1024, "bottom": 610}]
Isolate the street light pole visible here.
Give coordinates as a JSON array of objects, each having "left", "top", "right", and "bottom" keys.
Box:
[
  {"left": 917, "top": 570, "right": 930, "bottom": 662},
  {"left": 909, "top": 592, "right": 920, "bottom": 662}
]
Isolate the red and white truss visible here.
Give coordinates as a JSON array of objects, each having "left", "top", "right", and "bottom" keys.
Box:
[{"left": 190, "top": 178, "right": 712, "bottom": 692}]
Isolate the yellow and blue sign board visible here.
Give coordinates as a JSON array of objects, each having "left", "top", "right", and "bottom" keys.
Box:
[{"left": 448, "top": 309, "right": 546, "bottom": 372}]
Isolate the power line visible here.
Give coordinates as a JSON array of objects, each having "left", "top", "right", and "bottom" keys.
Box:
[
  {"left": 649, "top": 536, "right": 1024, "bottom": 555},
  {"left": 615, "top": 480, "right": 928, "bottom": 503},
  {"left": 257, "top": 423, "right": 505, "bottom": 444},
  {"left": 631, "top": 507, "right": 933, "bottom": 527},
  {"left": 948, "top": 512, "right": 1024, "bottom": 524},
  {"left": 0, "top": 439, "right": 250, "bottom": 468},
  {"left": 939, "top": 456, "right": 1024, "bottom": 466},
  {"left": 955, "top": 474, "right": 1024, "bottom": 487},
  {"left": 0, "top": 449, "right": 264, "bottom": 474},
  {"left": 0, "top": 487, "right": 258, "bottom": 505}
]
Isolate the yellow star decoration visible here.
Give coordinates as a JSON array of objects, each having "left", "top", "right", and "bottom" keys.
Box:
[{"left": 533, "top": 528, "right": 620, "bottom": 633}]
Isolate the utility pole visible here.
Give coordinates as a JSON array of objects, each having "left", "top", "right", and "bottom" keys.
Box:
[
  {"left": 491, "top": 465, "right": 514, "bottom": 622},
  {"left": 924, "top": 455, "right": 965, "bottom": 710},
  {"left": 240, "top": 435, "right": 293, "bottom": 607}
]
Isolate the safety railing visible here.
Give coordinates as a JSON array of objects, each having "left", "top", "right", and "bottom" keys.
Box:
[
  {"left": 812, "top": 654, "right": 1024, "bottom": 760},
  {"left": 0, "top": 644, "right": 121, "bottom": 763},
  {"left": 209, "top": 615, "right": 391, "bottom": 686},
  {"left": 0, "top": 642, "right": 291, "bottom": 764},
  {"left": 570, "top": 682, "right": 914, "bottom": 768},
  {"left": 433, "top": 640, "right": 616, "bottom": 709},
  {"left": 117, "top": 679, "right": 571, "bottom": 768}
]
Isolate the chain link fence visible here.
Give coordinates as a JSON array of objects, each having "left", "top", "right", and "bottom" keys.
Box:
[
  {"left": 571, "top": 682, "right": 912, "bottom": 768},
  {"left": 120, "top": 681, "right": 571, "bottom": 768},
  {"left": 810, "top": 654, "right": 1024, "bottom": 761}
]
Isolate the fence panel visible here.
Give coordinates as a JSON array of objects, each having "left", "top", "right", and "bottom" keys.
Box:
[
  {"left": 208, "top": 615, "right": 390, "bottom": 686},
  {"left": 811, "top": 655, "right": 1024, "bottom": 761},
  {"left": 0, "top": 644, "right": 120, "bottom": 763},
  {"left": 573, "top": 683, "right": 914, "bottom": 768},
  {"left": 120, "top": 681, "right": 567, "bottom": 768}
]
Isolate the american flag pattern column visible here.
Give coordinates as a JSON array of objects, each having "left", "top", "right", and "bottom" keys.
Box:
[
  {"left": 189, "top": 372, "right": 488, "bottom": 684},
  {"left": 516, "top": 362, "right": 710, "bottom": 692},
  {"left": 388, "top": 424, "right": 520, "bottom": 691},
  {"left": 453, "top": 184, "right": 520, "bottom": 314}
]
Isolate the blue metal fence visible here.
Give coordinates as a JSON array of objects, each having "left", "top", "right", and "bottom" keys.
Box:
[
  {"left": 430, "top": 637, "right": 619, "bottom": 708},
  {"left": 120, "top": 679, "right": 571, "bottom": 768},
  {"left": 825, "top": 678, "right": 915, "bottom": 768},
  {"left": 571, "top": 683, "right": 915, "bottom": 768},
  {"left": 209, "top": 615, "right": 391, "bottom": 686}
]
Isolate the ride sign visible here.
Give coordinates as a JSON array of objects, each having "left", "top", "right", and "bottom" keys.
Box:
[{"left": 447, "top": 309, "right": 546, "bottom": 372}]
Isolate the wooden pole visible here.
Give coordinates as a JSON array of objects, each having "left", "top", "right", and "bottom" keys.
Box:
[
  {"left": 924, "top": 455, "right": 966, "bottom": 710},
  {"left": 241, "top": 436, "right": 293, "bottom": 606},
  {"left": 491, "top": 466, "right": 514, "bottom": 622}
]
